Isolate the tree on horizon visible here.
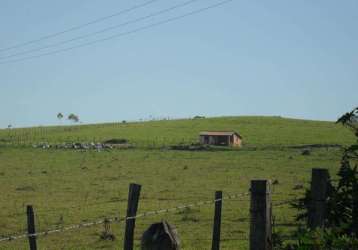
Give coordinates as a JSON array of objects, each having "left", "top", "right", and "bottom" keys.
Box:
[
  {"left": 68, "top": 113, "right": 79, "bottom": 123},
  {"left": 57, "top": 112, "right": 64, "bottom": 123}
]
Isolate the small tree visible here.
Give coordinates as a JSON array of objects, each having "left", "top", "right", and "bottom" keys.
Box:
[
  {"left": 334, "top": 107, "right": 358, "bottom": 235},
  {"left": 68, "top": 113, "right": 79, "bottom": 123},
  {"left": 57, "top": 113, "right": 63, "bottom": 123},
  {"left": 294, "top": 108, "right": 358, "bottom": 229},
  {"left": 284, "top": 107, "right": 358, "bottom": 250}
]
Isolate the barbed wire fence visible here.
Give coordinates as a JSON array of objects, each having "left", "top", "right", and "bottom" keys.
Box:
[
  {"left": 0, "top": 123, "right": 201, "bottom": 147},
  {"left": 0, "top": 194, "right": 299, "bottom": 248},
  {"left": 0, "top": 192, "right": 250, "bottom": 243},
  {"left": 0, "top": 131, "right": 199, "bottom": 150},
  {"left": 0, "top": 168, "right": 330, "bottom": 250}
]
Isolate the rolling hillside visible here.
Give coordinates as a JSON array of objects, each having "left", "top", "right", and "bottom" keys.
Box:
[
  {"left": 0, "top": 116, "right": 354, "bottom": 147},
  {"left": 0, "top": 116, "right": 355, "bottom": 249}
]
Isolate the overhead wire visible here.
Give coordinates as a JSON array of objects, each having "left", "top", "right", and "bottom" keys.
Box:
[
  {"left": 0, "top": 0, "right": 161, "bottom": 53},
  {"left": 0, "top": 0, "right": 201, "bottom": 60},
  {"left": 0, "top": 0, "right": 234, "bottom": 65}
]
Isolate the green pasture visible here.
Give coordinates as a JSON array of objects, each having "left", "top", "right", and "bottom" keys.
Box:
[{"left": 0, "top": 116, "right": 355, "bottom": 249}]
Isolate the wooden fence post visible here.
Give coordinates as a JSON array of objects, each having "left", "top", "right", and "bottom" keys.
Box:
[
  {"left": 250, "top": 180, "right": 272, "bottom": 250},
  {"left": 307, "top": 168, "right": 329, "bottom": 229},
  {"left": 211, "top": 191, "right": 222, "bottom": 250},
  {"left": 26, "top": 205, "right": 37, "bottom": 250},
  {"left": 353, "top": 181, "right": 358, "bottom": 236},
  {"left": 123, "top": 183, "right": 141, "bottom": 250}
]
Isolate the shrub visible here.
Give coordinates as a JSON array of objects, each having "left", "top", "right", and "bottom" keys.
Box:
[
  {"left": 285, "top": 228, "right": 358, "bottom": 250},
  {"left": 103, "top": 138, "right": 128, "bottom": 144}
]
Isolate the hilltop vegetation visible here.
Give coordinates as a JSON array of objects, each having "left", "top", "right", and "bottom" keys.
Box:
[{"left": 0, "top": 116, "right": 355, "bottom": 249}]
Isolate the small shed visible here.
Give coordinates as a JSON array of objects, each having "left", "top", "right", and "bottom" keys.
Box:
[{"left": 199, "top": 131, "right": 242, "bottom": 147}]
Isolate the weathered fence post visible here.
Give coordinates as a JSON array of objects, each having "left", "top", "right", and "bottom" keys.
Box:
[
  {"left": 250, "top": 180, "right": 272, "bottom": 250},
  {"left": 26, "top": 205, "right": 37, "bottom": 250},
  {"left": 124, "top": 183, "right": 141, "bottom": 250},
  {"left": 307, "top": 168, "right": 329, "bottom": 229},
  {"left": 353, "top": 181, "right": 358, "bottom": 236},
  {"left": 211, "top": 191, "right": 222, "bottom": 250}
]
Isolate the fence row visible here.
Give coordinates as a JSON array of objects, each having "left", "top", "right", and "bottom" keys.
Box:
[
  {"left": 0, "top": 136, "right": 198, "bottom": 149},
  {"left": 1, "top": 168, "right": 329, "bottom": 250}
]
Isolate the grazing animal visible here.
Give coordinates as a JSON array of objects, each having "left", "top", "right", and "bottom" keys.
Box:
[{"left": 141, "top": 221, "right": 180, "bottom": 250}]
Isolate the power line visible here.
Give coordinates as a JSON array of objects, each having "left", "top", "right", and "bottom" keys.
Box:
[
  {"left": 0, "top": 0, "right": 201, "bottom": 60},
  {"left": 0, "top": 0, "right": 160, "bottom": 53},
  {"left": 0, "top": 0, "right": 234, "bottom": 65}
]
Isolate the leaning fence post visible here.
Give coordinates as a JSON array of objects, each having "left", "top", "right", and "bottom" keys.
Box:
[
  {"left": 27, "top": 205, "right": 37, "bottom": 250},
  {"left": 250, "top": 180, "right": 272, "bottom": 250},
  {"left": 308, "top": 168, "right": 329, "bottom": 229},
  {"left": 123, "top": 183, "right": 141, "bottom": 250},
  {"left": 211, "top": 191, "right": 222, "bottom": 250}
]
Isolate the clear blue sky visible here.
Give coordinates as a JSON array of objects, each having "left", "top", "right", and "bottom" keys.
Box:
[{"left": 0, "top": 0, "right": 357, "bottom": 128}]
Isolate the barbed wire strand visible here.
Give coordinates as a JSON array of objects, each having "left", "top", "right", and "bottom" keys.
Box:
[{"left": 0, "top": 192, "right": 249, "bottom": 243}]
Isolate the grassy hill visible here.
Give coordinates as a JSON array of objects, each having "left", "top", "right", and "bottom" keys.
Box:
[
  {"left": 0, "top": 116, "right": 355, "bottom": 249},
  {"left": 0, "top": 116, "right": 354, "bottom": 146}
]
